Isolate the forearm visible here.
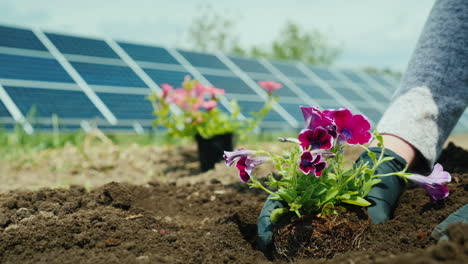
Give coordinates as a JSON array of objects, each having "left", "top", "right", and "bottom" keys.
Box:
[{"left": 377, "top": 0, "right": 468, "bottom": 168}]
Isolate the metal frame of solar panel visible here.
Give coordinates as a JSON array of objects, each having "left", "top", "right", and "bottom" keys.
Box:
[{"left": 0, "top": 23, "right": 467, "bottom": 134}]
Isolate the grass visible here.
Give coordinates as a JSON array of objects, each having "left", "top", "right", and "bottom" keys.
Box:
[{"left": 0, "top": 121, "right": 299, "bottom": 161}]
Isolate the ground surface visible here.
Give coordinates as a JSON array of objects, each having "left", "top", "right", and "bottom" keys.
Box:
[{"left": 0, "top": 135, "right": 467, "bottom": 263}]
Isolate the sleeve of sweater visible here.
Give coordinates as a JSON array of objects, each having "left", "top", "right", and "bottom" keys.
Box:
[{"left": 377, "top": 0, "right": 468, "bottom": 167}]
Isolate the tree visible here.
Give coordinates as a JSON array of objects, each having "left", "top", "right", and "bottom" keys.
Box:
[{"left": 186, "top": 10, "right": 341, "bottom": 66}]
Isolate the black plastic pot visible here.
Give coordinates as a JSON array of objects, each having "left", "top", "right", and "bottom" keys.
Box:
[{"left": 195, "top": 133, "right": 234, "bottom": 172}]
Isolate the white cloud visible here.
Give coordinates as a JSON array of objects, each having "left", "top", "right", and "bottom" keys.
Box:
[{"left": 0, "top": 0, "right": 435, "bottom": 70}]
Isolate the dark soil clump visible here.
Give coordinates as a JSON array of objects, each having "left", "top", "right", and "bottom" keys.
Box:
[{"left": 274, "top": 208, "right": 369, "bottom": 259}]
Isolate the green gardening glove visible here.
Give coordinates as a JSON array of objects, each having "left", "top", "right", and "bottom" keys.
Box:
[{"left": 358, "top": 147, "right": 408, "bottom": 224}]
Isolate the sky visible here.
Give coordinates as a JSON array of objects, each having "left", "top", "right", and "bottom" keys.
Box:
[{"left": 0, "top": 0, "right": 435, "bottom": 71}]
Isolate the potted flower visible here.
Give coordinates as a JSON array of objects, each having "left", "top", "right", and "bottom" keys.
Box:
[
  {"left": 224, "top": 106, "right": 452, "bottom": 258},
  {"left": 149, "top": 76, "right": 282, "bottom": 171}
]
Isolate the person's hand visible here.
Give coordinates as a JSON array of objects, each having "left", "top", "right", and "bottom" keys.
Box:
[
  {"left": 431, "top": 204, "right": 468, "bottom": 240},
  {"left": 358, "top": 147, "right": 407, "bottom": 224},
  {"left": 257, "top": 195, "right": 288, "bottom": 256}
]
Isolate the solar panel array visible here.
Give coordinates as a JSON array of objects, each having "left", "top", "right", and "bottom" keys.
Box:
[{"left": 0, "top": 24, "right": 467, "bottom": 133}]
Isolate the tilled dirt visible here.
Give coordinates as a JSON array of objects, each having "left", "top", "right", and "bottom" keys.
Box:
[{"left": 0, "top": 142, "right": 466, "bottom": 263}]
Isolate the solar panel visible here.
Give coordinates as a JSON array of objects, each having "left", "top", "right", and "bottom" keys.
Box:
[
  {"left": 237, "top": 100, "right": 285, "bottom": 122},
  {"left": 203, "top": 74, "right": 260, "bottom": 96},
  {"left": 0, "top": 24, "right": 465, "bottom": 133},
  {"left": 3, "top": 86, "right": 103, "bottom": 119},
  {"left": 95, "top": 92, "right": 153, "bottom": 120},
  {"left": 295, "top": 83, "right": 335, "bottom": 101},
  {"left": 228, "top": 56, "right": 271, "bottom": 74},
  {"left": 70, "top": 62, "right": 147, "bottom": 87},
  {"left": 340, "top": 70, "right": 367, "bottom": 84},
  {"left": 0, "top": 53, "right": 73, "bottom": 83},
  {"left": 143, "top": 68, "right": 190, "bottom": 87},
  {"left": 0, "top": 25, "right": 47, "bottom": 51},
  {"left": 178, "top": 50, "right": 229, "bottom": 70},
  {"left": 308, "top": 66, "right": 340, "bottom": 81},
  {"left": 272, "top": 61, "right": 309, "bottom": 79},
  {"left": 46, "top": 33, "right": 119, "bottom": 59},
  {"left": 118, "top": 42, "right": 180, "bottom": 65},
  {"left": 0, "top": 100, "right": 11, "bottom": 117},
  {"left": 327, "top": 83, "right": 365, "bottom": 101}
]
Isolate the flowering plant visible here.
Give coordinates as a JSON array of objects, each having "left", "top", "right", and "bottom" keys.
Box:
[
  {"left": 148, "top": 77, "right": 281, "bottom": 139},
  {"left": 224, "top": 106, "right": 451, "bottom": 218}
]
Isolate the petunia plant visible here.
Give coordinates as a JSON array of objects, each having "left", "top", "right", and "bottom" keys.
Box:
[
  {"left": 224, "top": 106, "right": 452, "bottom": 218},
  {"left": 148, "top": 76, "right": 282, "bottom": 139}
]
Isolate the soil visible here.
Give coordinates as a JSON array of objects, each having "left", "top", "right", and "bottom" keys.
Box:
[{"left": 0, "top": 140, "right": 467, "bottom": 263}]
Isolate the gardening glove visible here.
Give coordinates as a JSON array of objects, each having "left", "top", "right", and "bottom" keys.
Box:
[
  {"left": 431, "top": 204, "right": 468, "bottom": 241},
  {"left": 358, "top": 147, "right": 407, "bottom": 224},
  {"left": 257, "top": 195, "right": 287, "bottom": 256}
]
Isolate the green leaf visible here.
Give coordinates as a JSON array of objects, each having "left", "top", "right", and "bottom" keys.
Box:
[
  {"left": 367, "top": 151, "right": 376, "bottom": 163},
  {"left": 342, "top": 196, "right": 371, "bottom": 207},
  {"left": 321, "top": 189, "right": 339, "bottom": 204}
]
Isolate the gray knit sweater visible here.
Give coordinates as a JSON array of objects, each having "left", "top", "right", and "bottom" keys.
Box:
[{"left": 378, "top": 0, "right": 468, "bottom": 167}]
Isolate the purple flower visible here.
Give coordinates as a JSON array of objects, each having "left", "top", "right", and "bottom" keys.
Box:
[
  {"left": 299, "top": 152, "right": 327, "bottom": 177},
  {"left": 298, "top": 128, "right": 334, "bottom": 151},
  {"left": 405, "top": 163, "right": 451, "bottom": 200},
  {"left": 223, "top": 148, "right": 255, "bottom": 166},
  {"left": 236, "top": 156, "right": 269, "bottom": 182},
  {"left": 301, "top": 106, "right": 337, "bottom": 137},
  {"left": 323, "top": 108, "right": 371, "bottom": 145}
]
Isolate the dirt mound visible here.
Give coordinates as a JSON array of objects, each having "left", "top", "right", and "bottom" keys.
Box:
[{"left": 0, "top": 143, "right": 466, "bottom": 263}]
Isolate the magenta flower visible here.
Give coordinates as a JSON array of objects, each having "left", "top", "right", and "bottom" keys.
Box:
[
  {"left": 300, "top": 107, "right": 336, "bottom": 136},
  {"left": 323, "top": 108, "right": 371, "bottom": 145},
  {"left": 299, "top": 152, "right": 327, "bottom": 177},
  {"left": 258, "top": 81, "right": 283, "bottom": 92},
  {"left": 298, "top": 128, "right": 334, "bottom": 150},
  {"left": 236, "top": 156, "right": 269, "bottom": 182},
  {"left": 405, "top": 163, "right": 451, "bottom": 200},
  {"left": 223, "top": 149, "right": 255, "bottom": 166}
]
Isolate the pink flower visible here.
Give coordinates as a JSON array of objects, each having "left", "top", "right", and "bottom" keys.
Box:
[
  {"left": 201, "top": 100, "right": 217, "bottom": 111},
  {"left": 323, "top": 108, "right": 371, "bottom": 145},
  {"left": 236, "top": 156, "right": 269, "bottom": 182},
  {"left": 298, "top": 127, "right": 334, "bottom": 151},
  {"left": 161, "top": 83, "right": 173, "bottom": 98},
  {"left": 301, "top": 106, "right": 337, "bottom": 137},
  {"left": 258, "top": 81, "right": 282, "bottom": 92},
  {"left": 405, "top": 163, "right": 451, "bottom": 200},
  {"left": 170, "top": 88, "right": 188, "bottom": 108},
  {"left": 299, "top": 152, "right": 327, "bottom": 177},
  {"left": 209, "top": 87, "right": 225, "bottom": 97}
]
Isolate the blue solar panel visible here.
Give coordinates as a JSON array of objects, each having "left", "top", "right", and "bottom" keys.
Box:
[
  {"left": 237, "top": 101, "right": 285, "bottom": 122},
  {"left": 360, "top": 85, "right": 389, "bottom": 103},
  {"left": 71, "top": 62, "right": 147, "bottom": 87},
  {"left": 96, "top": 92, "right": 153, "bottom": 120},
  {"left": 4, "top": 86, "right": 103, "bottom": 119},
  {"left": 229, "top": 56, "right": 271, "bottom": 74},
  {"left": 272, "top": 62, "right": 308, "bottom": 79},
  {"left": 28, "top": 123, "right": 84, "bottom": 131},
  {"left": 278, "top": 101, "right": 303, "bottom": 121},
  {"left": 308, "top": 66, "right": 339, "bottom": 81},
  {"left": 357, "top": 105, "right": 382, "bottom": 124},
  {"left": 0, "top": 100, "right": 11, "bottom": 117},
  {"left": 328, "top": 84, "right": 365, "bottom": 101},
  {"left": 0, "top": 53, "right": 73, "bottom": 83},
  {"left": 0, "top": 25, "right": 47, "bottom": 51},
  {"left": 295, "top": 84, "right": 334, "bottom": 101},
  {"left": 118, "top": 42, "right": 180, "bottom": 65},
  {"left": 367, "top": 74, "right": 397, "bottom": 93},
  {"left": 203, "top": 74, "right": 258, "bottom": 95},
  {"left": 143, "top": 68, "right": 190, "bottom": 87},
  {"left": 178, "top": 50, "right": 229, "bottom": 70},
  {"left": 46, "top": 33, "right": 119, "bottom": 59},
  {"left": 250, "top": 77, "right": 298, "bottom": 97},
  {"left": 340, "top": 70, "right": 367, "bottom": 83}
]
